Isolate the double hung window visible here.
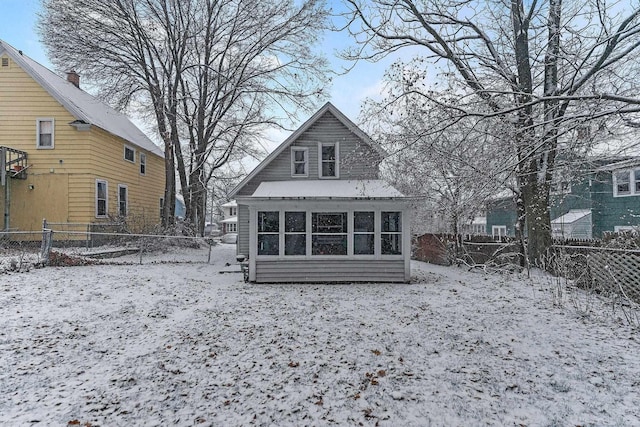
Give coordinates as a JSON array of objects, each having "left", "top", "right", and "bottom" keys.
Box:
[
  {"left": 118, "top": 185, "right": 128, "bottom": 216},
  {"left": 319, "top": 143, "right": 338, "bottom": 178},
  {"left": 37, "top": 118, "right": 54, "bottom": 149},
  {"left": 312, "top": 212, "right": 347, "bottom": 255},
  {"left": 96, "top": 180, "right": 108, "bottom": 218},
  {"left": 354, "top": 212, "right": 375, "bottom": 254},
  {"left": 291, "top": 147, "right": 308, "bottom": 177},
  {"left": 381, "top": 212, "right": 402, "bottom": 255},
  {"left": 258, "top": 211, "right": 279, "bottom": 255},
  {"left": 285, "top": 212, "right": 306, "bottom": 255},
  {"left": 140, "top": 153, "right": 147, "bottom": 175},
  {"left": 124, "top": 145, "right": 135, "bottom": 163}
]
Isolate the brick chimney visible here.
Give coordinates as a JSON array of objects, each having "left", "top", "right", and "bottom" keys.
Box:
[{"left": 66, "top": 70, "right": 80, "bottom": 88}]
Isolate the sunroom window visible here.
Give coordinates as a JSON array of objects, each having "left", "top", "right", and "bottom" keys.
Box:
[
  {"left": 285, "top": 211, "right": 306, "bottom": 255},
  {"left": 312, "top": 212, "right": 347, "bottom": 255},
  {"left": 381, "top": 211, "right": 402, "bottom": 255},
  {"left": 258, "top": 211, "right": 279, "bottom": 255},
  {"left": 354, "top": 211, "right": 375, "bottom": 255}
]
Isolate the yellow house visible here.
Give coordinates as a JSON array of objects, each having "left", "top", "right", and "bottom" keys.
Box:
[{"left": 0, "top": 40, "right": 165, "bottom": 233}]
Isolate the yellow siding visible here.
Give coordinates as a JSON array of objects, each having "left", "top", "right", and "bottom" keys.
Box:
[{"left": 0, "top": 53, "right": 165, "bottom": 232}]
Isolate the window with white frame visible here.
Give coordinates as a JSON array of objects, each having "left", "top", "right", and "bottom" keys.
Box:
[
  {"left": 227, "top": 223, "right": 237, "bottom": 233},
  {"left": 312, "top": 212, "right": 347, "bottom": 255},
  {"left": 124, "top": 145, "right": 135, "bottom": 163},
  {"left": 257, "top": 211, "right": 279, "bottom": 255},
  {"left": 229, "top": 207, "right": 237, "bottom": 216},
  {"left": 291, "top": 147, "right": 308, "bottom": 177},
  {"left": 37, "top": 118, "right": 54, "bottom": 149},
  {"left": 140, "top": 153, "right": 146, "bottom": 175},
  {"left": 612, "top": 168, "right": 640, "bottom": 197},
  {"left": 285, "top": 212, "right": 306, "bottom": 255},
  {"left": 118, "top": 184, "right": 128, "bottom": 216},
  {"left": 319, "top": 142, "right": 338, "bottom": 178},
  {"left": 381, "top": 211, "right": 402, "bottom": 255},
  {"left": 492, "top": 225, "right": 507, "bottom": 239},
  {"left": 354, "top": 211, "right": 375, "bottom": 255},
  {"left": 96, "top": 180, "right": 108, "bottom": 217}
]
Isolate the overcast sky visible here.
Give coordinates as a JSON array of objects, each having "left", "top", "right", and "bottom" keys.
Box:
[{"left": 0, "top": 0, "right": 411, "bottom": 152}]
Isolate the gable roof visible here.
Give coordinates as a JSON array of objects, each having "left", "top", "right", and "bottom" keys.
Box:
[
  {"left": 230, "top": 102, "right": 386, "bottom": 197},
  {"left": 0, "top": 40, "right": 163, "bottom": 158}
]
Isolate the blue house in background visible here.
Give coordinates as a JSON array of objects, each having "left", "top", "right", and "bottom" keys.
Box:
[{"left": 486, "top": 157, "right": 640, "bottom": 239}]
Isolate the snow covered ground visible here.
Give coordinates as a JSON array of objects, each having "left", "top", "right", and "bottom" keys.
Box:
[{"left": 1, "top": 243, "right": 639, "bottom": 426}]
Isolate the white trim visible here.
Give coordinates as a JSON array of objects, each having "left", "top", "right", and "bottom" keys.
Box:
[
  {"left": 318, "top": 141, "right": 339, "bottom": 179},
  {"left": 117, "top": 184, "right": 128, "bottom": 216},
  {"left": 36, "top": 117, "right": 54, "bottom": 149},
  {"left": 124, "top": 145, "right": 135, "bottom": 163},
  {"left": 492, "top": 225, "right": 507, "bottom": 239},
  {"left": 95, "top": 179, "right": 108, "bottom": 218},
  {"left": 290, "top": 147, "right": 309, "bottom": 178},
  {"left": 613, "top": 169, "right": 640, "bottom": 197}
]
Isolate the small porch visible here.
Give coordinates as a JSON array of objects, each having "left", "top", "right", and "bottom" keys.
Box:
[{"left": 1, "top": 146, "right": 29, "bottom": 230}]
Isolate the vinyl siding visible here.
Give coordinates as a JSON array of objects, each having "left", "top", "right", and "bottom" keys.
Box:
[
  {"left": 255, "top": 259, "right": 406, "bottom": 283},
  {"left": 592, "top": 171, "right": 640, "bottom": 237},
  {"left": 0, "top": 53, "right": 164, "bottom": 231},
  {"left": 237, "top": 204, "right": 250, "bottom": 255},
  {"left": 236, "top": 111, "right": 381, "bottom": 197}
]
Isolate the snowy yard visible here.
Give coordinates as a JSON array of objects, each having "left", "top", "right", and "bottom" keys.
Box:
[{"left": 1, "top": 244, "right": 639, "bottom": 426}]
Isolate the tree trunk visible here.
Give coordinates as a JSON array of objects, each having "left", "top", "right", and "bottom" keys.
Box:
[{"left": 521, "top": 179, "right": 552, "bottom": 266}]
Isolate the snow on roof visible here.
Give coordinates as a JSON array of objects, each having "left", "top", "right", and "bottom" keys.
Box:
[
  {"left": 0, "top": 40, "right": 164, "bottom": 158},
  {"left": 551, "top": 209, "right": 591, "bottom": 225},
  {"left": 230, "top": 102, "right": 386, "bottom": 198},
  {"left": 220, "top": 217, "right": 237, "bottom": 223},
  {"left": 596, "top": 157, "right": 640, "bottom": 171},
  {"left": 248, "top": 180, "right": 405, "bottom": 199},
  {"left": 221, "top": 200, "right": 237, "bottom": 208}
]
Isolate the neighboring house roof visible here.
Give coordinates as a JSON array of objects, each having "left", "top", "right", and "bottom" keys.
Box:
[
  {"left": 0, "top": 40, "right": 164, "bottom": 158},
  {"left": 221, "top": 217, "right": 238, "bottom": 223},
  {"left": 230, "top": 102, "right": 386, "bottom": 197},
  {"left": 243, "top": 179, "right": 404, "bottom": 199},
  {"left": 596, "top": 157, "right": 640, "bottom": 171},
  {"left": 551, "top": 209, "right": 591, "bottom": 225},
  {"left": 221, "top": 200, "right": 237, "bottom": 208}
]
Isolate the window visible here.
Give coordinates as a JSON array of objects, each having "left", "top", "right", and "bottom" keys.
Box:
[
  {"left": 227, "top": 223, "right": 237, "bottom": 233},
  {"left": 1, "top": 57, "right": 8, "bottom": 67},
  {"left": 291, "top": 147, "right": 308, "bottom": 177},
  {"left": 160, "top": 197, "right": 164, "bottom": 218},
  {"left": 381, "top": 212, "right": 402, "bottom": 255},
  {"left": 312, "top": 212, "right": 347, "bottom": 255},
  {"left": 354, "top": 211, "right": 375, "bottom": 255},
  {"left": 319, "top": 142, "right": 339, "bottom": 178},
  {"left": 140, "top": 153, "right": 146, "bottom": 175},
  {"left": 492, "top": 225, "right": 507, "bottom": 239},
  {"left": 37, "top": 118, "right": 54, "bottom": 149},
  {"left": 285, "top": 212, "right": 306, "bottom": 255},
  {"left": 258, "top": 211, "right": 279, "bottom": 255},
  {"left": 124, "top": 145, "right": 135, "bottom": 163},
  {"left": 118, "top": 185, "right": 128, "bottom": 216},
  {"left": 229, "top": 207, "right": 237, "bottom": 216},
  {"left": 614, "top": 171, "right": 631, "bottom": 196},
  {"left": 96, "top": 180, "right": 108, "bottom": 217},
  {"left": 635, "top": 170, "right": 640, "bottom": 193}
]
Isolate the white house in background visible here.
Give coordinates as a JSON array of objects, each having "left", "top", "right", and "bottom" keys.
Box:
[
  {"left": 230, "top": 102, "right": 412, "bottom": 283},
  {"left": 220, "top": 200, "right": 238, "bottom": 234},
  {"left": 551, "top": 209, "right": 592, "bottom": 239}
]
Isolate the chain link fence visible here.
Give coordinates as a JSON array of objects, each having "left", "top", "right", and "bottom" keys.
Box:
[{"left": 1, "top": 227, "right": 218, "bottom": 272}]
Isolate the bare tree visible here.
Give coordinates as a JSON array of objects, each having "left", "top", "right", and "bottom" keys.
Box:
[
  {"left": 39, "top": 0, "right": 329, "bottom": 233},
  {"left": 342, "top": 0, "right": 640, "bottom": 265}
]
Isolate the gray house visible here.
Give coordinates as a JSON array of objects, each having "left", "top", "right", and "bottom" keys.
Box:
[{"left": 230, "top": 102, "right": 411, "bottom": 283}]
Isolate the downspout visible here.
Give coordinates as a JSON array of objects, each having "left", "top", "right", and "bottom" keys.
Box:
[{"left": 1, "top": 147, "right": 9, "bottom": 230}]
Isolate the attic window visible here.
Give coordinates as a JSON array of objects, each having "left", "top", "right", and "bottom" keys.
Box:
[
  {"left": 319, "top": 142, "right": 339, "bottom": 178},
  {"left": 291, "top": 147, "right": 308, "bottom": 177},
  {"left": 36, "top": 118, "right": 54, "bottom": 149},
  {"left": 1, "top": 57, "right": 8, "bottom": 67}
]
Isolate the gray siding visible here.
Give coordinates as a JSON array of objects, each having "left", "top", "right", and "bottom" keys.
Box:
[
  {"left": 237, "top": 204, "right": 250, "bottom": 256},
  {"left": 255, "top": 259, "right": 406, "bottom": 283},
  {"left": 236, "top": 111, "right": 381, "bottom": 197}
]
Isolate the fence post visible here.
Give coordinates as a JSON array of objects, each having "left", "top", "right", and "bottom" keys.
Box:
[{"left": 40, "top": 228, "right": 53, "bottom": 265}]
